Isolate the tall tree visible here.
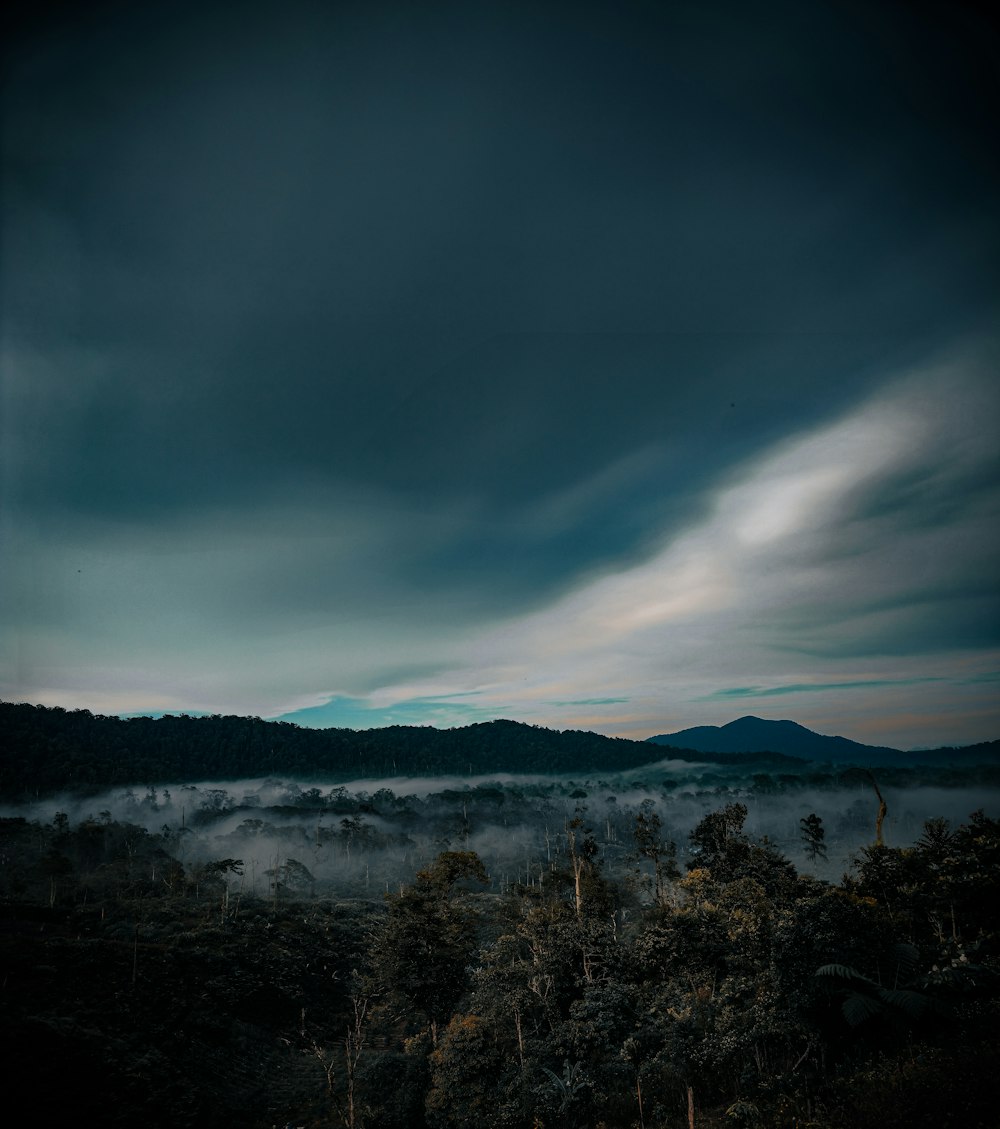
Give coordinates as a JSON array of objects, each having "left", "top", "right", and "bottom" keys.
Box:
[
  {"left": 368, "top": 851, "right": 488, "bottom": 1046},
  {"left": 632, "top": 805, "right": 679, "bottom": 907},
  {"left": 800, "top": 813, "right": 828, "bottom": 863}
]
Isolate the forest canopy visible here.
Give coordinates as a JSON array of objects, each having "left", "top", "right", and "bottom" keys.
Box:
[{"left": 2, "top": 708, "right": 999, "bottom": 1127}]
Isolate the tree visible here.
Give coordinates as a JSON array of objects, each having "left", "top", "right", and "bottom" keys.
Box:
[
  {"left": 632, "top": 805, "right": 679, "bottom": 907},
  {"left": 689, "top": 803, "right": 749, "bottom": 867},
  {"left": 426, "top": 1014, "right": 517, "bottom": 1129},
  {"left": 38, "top": 845, "right": 73, "bottom": 907},
  {"left": 309, "top": 980, "right": 373, "bottom": 1129},
  {"left": 564, "top": 810, "right": 600, "bottom": 919},
  {"left": 800, "top": 813, "right": 827, "bottom": 863},
  {"left": 866, "top": 771, "right": 888, "bottom": 846},
  {"left": 687, "top": 802, "right": 795, "bottom": 897},
  {"left": 264, "top": 856, "right": 314, "bottom": 902},
  {"left": 369, "top": 851, "right": 488, "bottom": 1046}
]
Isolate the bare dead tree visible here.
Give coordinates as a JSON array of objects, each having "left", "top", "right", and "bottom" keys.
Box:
[
  {"left": 866, "top": 770, "right": 888, "bottom": 846},
  {"left": 309, "top": 988, "right": 371, "bottom": 1129}
]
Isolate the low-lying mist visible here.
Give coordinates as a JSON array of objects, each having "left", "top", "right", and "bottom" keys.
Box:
[{"left": 5, "top": 760, "right": 998, "bottom": 900}]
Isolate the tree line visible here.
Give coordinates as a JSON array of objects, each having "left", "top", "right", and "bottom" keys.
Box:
[{"left": 0, "top": 701, "right": 808, "bottom": 797}]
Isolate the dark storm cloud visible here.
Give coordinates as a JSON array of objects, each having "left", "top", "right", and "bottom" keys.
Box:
[
  {"left": 2, "top": 1, "right": 998, "bottom": 737},
  {"left": 6, "top": 2, "right": 997, "bottom": 522},
  {"left": 772, "top": 590, "right": 1000, "bottom": 661},
  {"left": 845, "top": 445, "right": 1000, "bottom": 534}
]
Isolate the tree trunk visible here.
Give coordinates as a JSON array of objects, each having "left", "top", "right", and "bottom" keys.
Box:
[
  {"left": 572, "top": 854, "right": 584, "bottom": 919},
  {"left": 867, "top": 771, "right": 888, "bottom": 847},
  {"left": 514, "top": 1009, "right": 525, "bottom": 1070}
]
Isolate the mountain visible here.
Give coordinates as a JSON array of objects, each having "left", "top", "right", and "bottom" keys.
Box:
[
  {"left": 2, "top": 702, "right": 995, "bottom": 797},
  {"left": 647, "top": 715, "right": 905, "bottom": 763},
  {"left": 2, "top": 702, "right": 744, "bottom": 796}
]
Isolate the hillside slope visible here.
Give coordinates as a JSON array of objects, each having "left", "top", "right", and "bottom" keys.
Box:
[{"left": 647, "top": 715, "right": 1000, "bottom": 766}]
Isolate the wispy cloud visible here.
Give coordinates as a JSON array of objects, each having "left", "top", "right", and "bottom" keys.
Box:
[
  {"left": 700, "top": 678, "right": 945, "bottom": 701},
  {"left": 345, "top": 348, "right": 999, "bottom": 747},
  {"left": 551, "top": 697, "right": 632, "bottom": 707},
  {"left": 4, "top": 343, "right": 995, "bottom": 750}
]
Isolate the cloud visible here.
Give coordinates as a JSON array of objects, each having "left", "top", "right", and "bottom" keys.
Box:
[
  {"left": 2, "top": 333, "right": 996, "bottom": 750},
  {"left": 551, "top": 698, "right": 631, "bottom": 708},
  {"left": 347, "top": 345, "right": 1000, "bottom": 745},
  {"left": 1, "top": 3, "right": 997, "bottom": 750},
  {"left": 700, "top": 679, "right": 945, "bottom": 700}
]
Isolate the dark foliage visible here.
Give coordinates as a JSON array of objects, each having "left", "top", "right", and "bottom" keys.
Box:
[
  {"left": 0, "top": 701, "right": 813, "bottom": 798},
  {"left": 1, "top": 791, "right": 999, "bottom": 1128},
  {"left": 2, "top": 708, "right": 999, "bottom": 1126}
]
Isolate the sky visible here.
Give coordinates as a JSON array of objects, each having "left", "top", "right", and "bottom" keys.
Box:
[{"left": 2, "top": 0, "right": 998, "bottom": 750}]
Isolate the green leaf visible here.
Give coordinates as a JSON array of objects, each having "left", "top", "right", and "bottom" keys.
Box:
[
  {"left": 815, "top": 963, "right": 875, "bottom": 988},
  {"left": 842, "top": 993, "right": 881, "bottom": 1027},
  {"left": 879, "top": 988, "right": 927, "bottom": 1019}
]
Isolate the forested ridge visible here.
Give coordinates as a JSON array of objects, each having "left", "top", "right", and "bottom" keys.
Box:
[
  {"left": 4, "top": 702, "right": 997, "bottom": 799},
  {"left": 0, "top": 701, "right": 809, "bottom": 797}
]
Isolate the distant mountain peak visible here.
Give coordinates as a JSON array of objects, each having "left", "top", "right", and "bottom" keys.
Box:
[
  {"left": 726, "top": 715, "right": 809, "bottom": 731},
  {"left": 647, "top": 715, "right": 903, "bottom": 762}
]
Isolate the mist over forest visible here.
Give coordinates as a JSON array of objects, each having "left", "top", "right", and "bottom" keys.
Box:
[
  {"left": 5, "top": 764, "right": 1000, "bottom": 898},
  {"left": 3, "top": 699, "right": 999, "bottom": 906}
]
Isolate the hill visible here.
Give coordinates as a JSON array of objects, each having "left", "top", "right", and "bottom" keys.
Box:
[
  {"left": 3, "top": 702, "right": 994, "bottom": 797},
  {"left": 647, "top": 714, "right": 1000, "bottom": 766},
  {"left": 0, "top": 702, "right": 798, "bottom": 797},
  {"left": 647, "top": 715, "right": 898, "bottom": 761}
]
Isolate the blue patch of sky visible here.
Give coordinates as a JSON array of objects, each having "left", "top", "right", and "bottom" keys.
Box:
[{"left": 273, "top": 695, "right": 500, "bottom": 730}]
